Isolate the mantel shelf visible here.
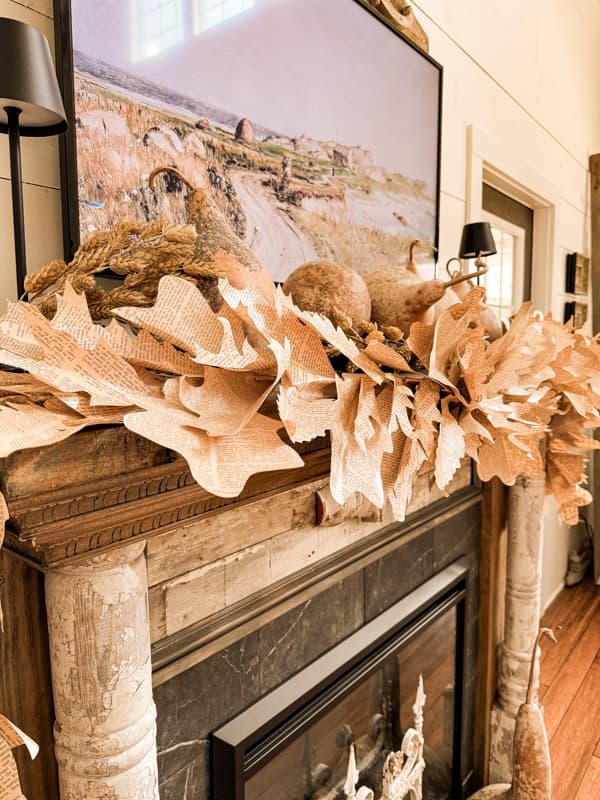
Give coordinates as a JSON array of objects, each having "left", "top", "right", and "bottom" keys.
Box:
[{"left": 0, "top": 425, "right": 331, "bottom": 570}]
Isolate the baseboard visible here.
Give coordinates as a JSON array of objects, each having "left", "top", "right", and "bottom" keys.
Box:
[{"left": 542, "top": 579, "right": 565, "bottom": 614}]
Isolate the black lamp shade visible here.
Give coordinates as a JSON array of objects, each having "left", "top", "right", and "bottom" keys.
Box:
[
  {"left": 458, "top": 222, "right": 497, "bottom": 259},
  {"left": 0, "top": 17, "right": 67, "bottom": 136}
]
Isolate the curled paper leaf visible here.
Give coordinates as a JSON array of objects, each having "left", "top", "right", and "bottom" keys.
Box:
[{"left": 0, "top": 271, "right": 598, "bottom": 525}]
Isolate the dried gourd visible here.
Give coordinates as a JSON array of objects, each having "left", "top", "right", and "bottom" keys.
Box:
[
  {"left": 466, "top": 628, "right": 555, "bottom": 800},
  {"left": 283, "top": 260, "right": 371, "bottom": 327},
  {"left": 366, "top": 269, "right": 446, "bottom": 335},
  {"left": 150, "top": 167, "right": 275, "bottom": 301}
]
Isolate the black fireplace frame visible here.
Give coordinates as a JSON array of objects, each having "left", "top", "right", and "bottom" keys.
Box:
[{"left": 213, "top": 558, "right": 469, "bottom": 800}]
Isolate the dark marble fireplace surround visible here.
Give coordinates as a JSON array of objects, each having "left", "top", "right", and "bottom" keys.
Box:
[{"left": 154, "top": 492, "right": 481, "bottom": 800}]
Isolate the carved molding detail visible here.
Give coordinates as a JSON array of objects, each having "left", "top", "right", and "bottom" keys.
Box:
[
  {"left": 3, "top": 439, "right": 331, "bottom": 569},
  {"left": 365, "top": 0, "right": 429, "bottom": 52}
]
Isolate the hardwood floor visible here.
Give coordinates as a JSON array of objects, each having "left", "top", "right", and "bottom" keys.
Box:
[{"left": 539, "top": 576, "right": 600, "bottom": 800}]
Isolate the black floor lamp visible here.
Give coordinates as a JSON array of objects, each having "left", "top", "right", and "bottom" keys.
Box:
[{"left": 0, "top": 16, "right": 68, "bottom": 298}]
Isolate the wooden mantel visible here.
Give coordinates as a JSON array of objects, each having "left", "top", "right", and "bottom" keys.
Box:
[
  {"left": 2, "top": 427, "right": 331, "bottom": 570},
  {"left": 0, "top": 426, "right": 333, "bottom": 799},
  {"left": 0, "top": 426, "right": 486, "bottom": 799}
]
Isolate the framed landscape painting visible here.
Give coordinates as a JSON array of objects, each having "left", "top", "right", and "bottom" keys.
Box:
[{"left": 54, "top": 0, "right": 442, "bottom": 282}]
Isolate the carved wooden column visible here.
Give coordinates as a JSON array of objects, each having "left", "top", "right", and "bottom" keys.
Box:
[
  {"left": 488, "top": 472, "right": 545, "bottom": 782},
  {"left": 45, "top": 542, "right": 159, "bottom": 799}
]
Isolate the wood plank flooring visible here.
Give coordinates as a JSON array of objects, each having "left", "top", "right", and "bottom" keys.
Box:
[{"left": 539, "top": 576, "right": 600, "bottom": 800}]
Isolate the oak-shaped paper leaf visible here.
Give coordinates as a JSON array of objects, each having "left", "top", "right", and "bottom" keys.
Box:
[
  {"left": 123, "top": 410, "right": 303, "bottom": 497},
  {"left": 435, "top": 399, "right": 466, "bottom": 493}
]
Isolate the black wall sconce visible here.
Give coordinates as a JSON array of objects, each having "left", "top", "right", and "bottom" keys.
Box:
[
  {"left": 446, "top": 221, "right": 497, "bottom": 282},
  {"left": 0, "top": 16, "right": 68, "bottom": 298}
]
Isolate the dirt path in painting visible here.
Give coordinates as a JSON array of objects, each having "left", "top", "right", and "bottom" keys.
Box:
[{"left": 230, "top": 171, "right": 318, "bottom": 282}]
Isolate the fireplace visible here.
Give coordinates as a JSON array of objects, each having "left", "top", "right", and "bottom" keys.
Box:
[
  {"left": 0, "top": 429, "right": 481, "bottom": 800},
  {"left": 213, "top": 562, "right": 467, "bottom": 800},
  {"left": 152, "top": 473, "right": 481, "bottom": 800}
]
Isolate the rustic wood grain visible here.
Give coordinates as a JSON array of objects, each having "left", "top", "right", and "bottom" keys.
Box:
[
  {"left": 550, "top": 654, "right": 600, "bottom": 799},
  {"left": 573, "top": 756, "right": 600, "bottom": 800},
  {"left": 0, "top": 550, "right": 59, "bottom": 800},
  {"left": 541, "top": 598, "right": 600, "bottom": 740},
  {"left": 147, "top": 462, "right": 472, "bottom": 588},
  {"left": 0, "top": 426, "right": 170, "bottom": 501},
  {"left": 550, "top": 655, "right": 600, "bottom": 800},
  {"left": 591, "top": 152, "right": 600, "bottom": 584},
  {"left": 146, "top": 477, "right": 326, "bottom": 587},
  {"left": 0, "top": 429, "right": 331, "bottom": 569},
  {"left": 539, "top": 579, "right": 600, "bottom": 688},
  {"left": 474, "top": 477, "right": 506, "bottom": 782},
  {"left": 151, "top": 560, "right": 226, "bottom": 640},
  {"left": 147, "top": 464, "right": 473, "bottom": 642}
]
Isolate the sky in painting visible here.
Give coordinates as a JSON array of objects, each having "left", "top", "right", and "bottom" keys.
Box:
[{"left": 72, "top": 0, "right": 439, "bottom": 191}]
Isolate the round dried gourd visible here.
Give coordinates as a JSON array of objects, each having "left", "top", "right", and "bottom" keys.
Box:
[{"left": 283, "top": 260, "right": 371, "bottom": 326}]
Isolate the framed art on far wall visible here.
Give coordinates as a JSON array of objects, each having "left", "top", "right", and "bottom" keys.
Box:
[{"left": 54, "top": 0, "right": 442, "bottom": 283}]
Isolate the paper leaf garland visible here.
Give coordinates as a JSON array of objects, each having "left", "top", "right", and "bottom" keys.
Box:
[{"left": 0, "top": 271, "right": 598, "bottom": 525}]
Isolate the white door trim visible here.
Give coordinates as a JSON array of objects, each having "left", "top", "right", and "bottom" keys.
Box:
[{"left": 466, "top": 125, "right": 562, "bottom": 316}]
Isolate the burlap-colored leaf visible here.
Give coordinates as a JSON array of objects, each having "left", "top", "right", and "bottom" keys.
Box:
[
  {"left": 477, "top": 432, "right": 544, "bottom": 485},
  {"left": 435, "top": 398, "right": 466, "bottom": 493},
  {"left": 407, "top": 322, "right": 434, "bottom": 367},
  {"left": 411, "top": 379, "right": 441, "bottom": 463},
  {"left": 429, "top": 290, "right": 483, "bottom": 386}
]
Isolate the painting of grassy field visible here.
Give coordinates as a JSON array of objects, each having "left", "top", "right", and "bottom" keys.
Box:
[{"left": 70, "top": 0, "right": 439, "bottom": 282}]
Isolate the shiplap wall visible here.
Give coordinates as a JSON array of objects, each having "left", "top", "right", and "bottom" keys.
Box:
[
  {"left": 0, "top": 0, "right": 63, "bottom": 303},
  {"left": 412, "top": 0, "right": 600, "bottom": 608}
]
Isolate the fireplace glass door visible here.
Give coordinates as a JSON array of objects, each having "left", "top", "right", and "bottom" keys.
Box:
[{"left": 214, "top": 563, "right": 467, "bottom": 800}]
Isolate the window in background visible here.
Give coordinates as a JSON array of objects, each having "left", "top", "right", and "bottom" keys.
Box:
[
  {"left": 194, "top": 0, "right": 256, "bottom": 33},
  {"left": 481, "top": 183, "right": 533, "bottom": 323},
  {"left": 132, "top": 0, "right": 184, "bottom": 61},
  {"left": 480, "top": 213, "right": 525, "bottom": 323}
]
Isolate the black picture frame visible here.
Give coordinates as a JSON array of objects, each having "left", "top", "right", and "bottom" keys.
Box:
[{"left": 53, "top": 0, "right": 443, "bottom": 280}]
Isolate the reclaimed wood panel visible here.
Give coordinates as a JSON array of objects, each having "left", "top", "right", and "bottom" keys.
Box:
[
  {"left": 148, "top": 464, "right": 473, "bottom": 643},
  {"left": 0, "top": 550, "right": 59, "bottom": 800},
  {"left": 224, "top": 542, "right": 270, "bottom": 607},
  {"left": 148, "top": 462, "right": 472, "bottom": 588},
  {"left": 151, "top": 561, "right": 226, "bottom": 640},
  {"left": 574, "top": 756, "right": 600, "bottom": 800},
  {"left": 146, "top": 478, "right": 325, "bottom": 587}
]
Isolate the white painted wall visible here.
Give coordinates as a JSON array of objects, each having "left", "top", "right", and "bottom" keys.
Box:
[
  {"left": 1, "top": 0, "right": 599, "bottom": 607},
  {"left": 412, "top": 0, "right": 600, "bottom": 608}
]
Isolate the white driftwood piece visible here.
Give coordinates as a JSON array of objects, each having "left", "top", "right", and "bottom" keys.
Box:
[
  {"left": 45, "top": 541, "right": 159, "bottom": 799},
  {"left": 343, "top": 675, "right": 426, "bottom": 800},
  {"left": 489, "top": 473, "right": 545, "bottom": 783}
]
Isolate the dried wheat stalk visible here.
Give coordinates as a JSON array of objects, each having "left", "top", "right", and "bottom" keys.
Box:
[{"left": 26, "top": 219, "right": 224, "bottom": 320}]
